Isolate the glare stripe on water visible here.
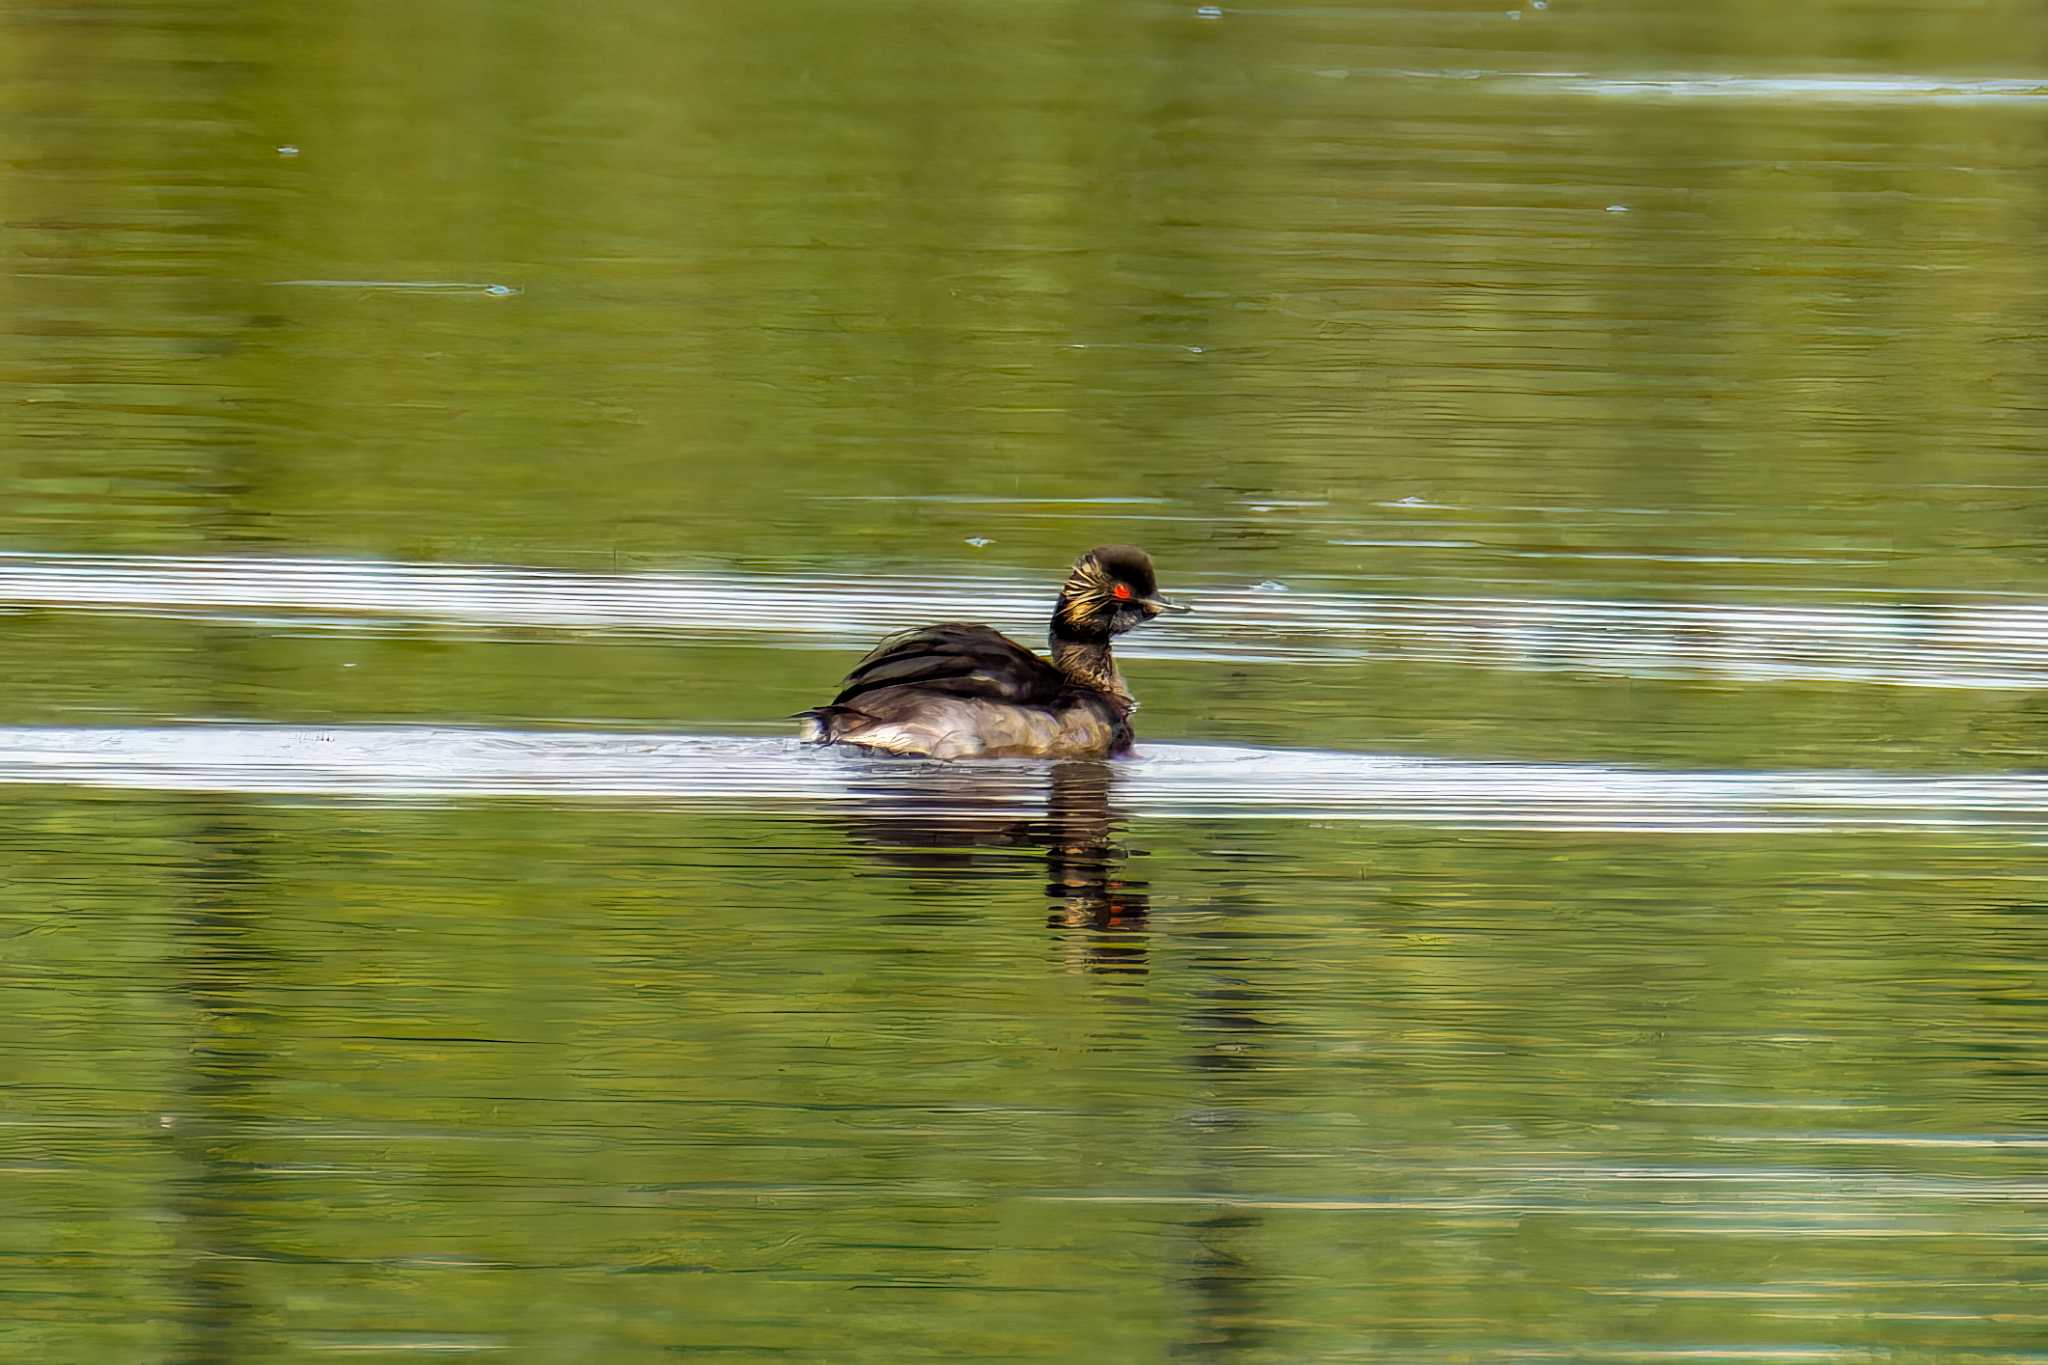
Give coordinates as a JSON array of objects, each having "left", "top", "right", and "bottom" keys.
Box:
[
  {"left": 3, "top": 551, "right": 2046, "bottom": 689},
  {"left": 1, "top": 727, "right": 2045, "bottom": 832}
]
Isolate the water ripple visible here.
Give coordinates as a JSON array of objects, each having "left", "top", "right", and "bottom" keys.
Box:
[
  {"left": 3, "top": 552, "right": 2046, "bottom": 688},
  {"left": 1, "top": 726, "right": 2043, "bottom": 832},
  {"left": 1504, "top": 74, "right": 2048, "bottom": 104}
]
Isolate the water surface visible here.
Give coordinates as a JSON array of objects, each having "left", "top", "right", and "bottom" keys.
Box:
[{"left": 4, "top": 0, "right": 2047, "bottom": 1359}]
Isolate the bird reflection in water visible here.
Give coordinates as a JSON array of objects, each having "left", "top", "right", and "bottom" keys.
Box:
[{"left": 836, "top": 761, "right": 1152, "bottom": 973}]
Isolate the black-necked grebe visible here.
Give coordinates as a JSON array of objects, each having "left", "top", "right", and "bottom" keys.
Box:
[{"left": 797, "top": 544, "right": 1189, "bottom": 759}]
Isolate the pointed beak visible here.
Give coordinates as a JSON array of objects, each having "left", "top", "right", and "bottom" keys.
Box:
[{"left": 1143, "top": 594, "right": 1191, "bottom": 616}]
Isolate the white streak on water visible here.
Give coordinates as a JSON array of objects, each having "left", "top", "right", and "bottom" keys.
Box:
[
  {"left": 269, "top": 279, "right": 520, "bottom": 296},
  {"left": 2, "top": 551, "right": 2046, "bottom": 688},
  {"left": 1, "top": 726, "right": 2043, "bottom": 832},
  {"left": 1505, "top": 74, "right": 2048, "bottom": 104}
]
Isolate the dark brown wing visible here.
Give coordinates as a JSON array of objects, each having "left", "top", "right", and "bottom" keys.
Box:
[{"left": 831, "top": 624, "right": 1066, "bottom": 708}]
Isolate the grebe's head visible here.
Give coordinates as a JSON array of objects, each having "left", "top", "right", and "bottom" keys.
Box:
[{"left": 1052, "top": 544, "right": 1190, "bottom": 642}]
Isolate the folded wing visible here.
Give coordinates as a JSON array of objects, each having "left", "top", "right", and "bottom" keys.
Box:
[{"left": 832, "top": 624, "right": 1065, "bottom": 708}]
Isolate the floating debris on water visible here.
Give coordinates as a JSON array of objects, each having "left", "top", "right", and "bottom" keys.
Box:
[
  {"left": 964, "top": 537, "right": 993, "bottom": 548},
  {"left": 276, "top": 144, "right": 300, "bottom": 157}
]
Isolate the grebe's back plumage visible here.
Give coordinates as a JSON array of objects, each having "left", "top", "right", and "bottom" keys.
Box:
[{"left": 798, "top": 545, "right": 1188, "bottom": 760}]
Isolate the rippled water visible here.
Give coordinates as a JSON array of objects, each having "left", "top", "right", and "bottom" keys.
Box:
[
  {"left": 7, "top": 725, "right": 2048, "bottom": 834},
  {"left": 9, "top": 551, "right": 2048, "bottom": 688},
  {"left": 6, "top": 0, "right": 2048, "bottom": 1358}
]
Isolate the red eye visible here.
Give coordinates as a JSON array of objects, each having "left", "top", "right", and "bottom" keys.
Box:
[{"left": 1112, "top": 583, "right": 1133, "bottom": 601}]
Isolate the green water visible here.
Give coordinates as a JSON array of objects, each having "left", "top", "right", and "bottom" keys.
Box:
[{"left": 5, "top": 0, "right": 2048, "bottom": 1359}]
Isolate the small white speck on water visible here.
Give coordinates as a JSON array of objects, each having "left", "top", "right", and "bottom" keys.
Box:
[
  {"left": 1504, "top": 8, "right": 1521, "bottom": 17},
  {"left": 1606, "top": 204, "right": 1631, "bottom": 214},
  {"left": 276, "top": 145, "right": 300, "bottom": 157},
  {"left": 1195, "top": 5, "right": 1222, "bottom": 17},
  {"left": 1186, "top": 345, "right": 1206, "bottom": 354},
  {"left": 1251, "top": 580, "right": 1291, "bottom": 594},
  {"left": 483, "top": 283, "right": 518, "bottom": 296},
  {"left": 342, "top": 662, "right": 357, "bottom": 668},
  {"left": 964, "top": 537, "right": 993, "bottom": 548},
  {"left": 1531, "top": 0, "right": 1548, "bottom": 8}
]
